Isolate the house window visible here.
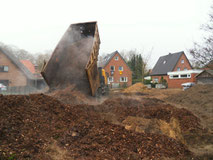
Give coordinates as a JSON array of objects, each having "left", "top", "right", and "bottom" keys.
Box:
[
  {"left": 110, "top": 66, "right": 115, "bottom": 71},
  {"left": 153, "top": 78, "right": 159, "bottom": 83},
  {"left": 120, "top": 77, "right": 128, "bottom": 82},
  {"left": 181, "top": 59, "right": 184, "bottom": 64},
  {"left": 169, "top": 74, "right": 191, "bottom": 79},
  {"left": 169, "top": 75, "right": 179, "bottom": 79},
  {"left": 184, "top": 68, "right": 187, "bottom": 71},
  {"left": 118, "top": 66, "right": 123, "bottom": 71},
  {"left": 163, "top": 60, "right": 167, "bottom": 64},
  {"left": 0, "top": 66, "right": 9, "bottom": 72},
  {"left": 108, "top": 77, "right": 114, "bottom": 82},
  {"left": 115, "top": 56, "right": 119, "bottom": 61},
  {"left": 180, "top": 74, "right": 187, "bottom": 78},
  {"left": 177, "top": 67, "right": 180, "bottom": 71}
]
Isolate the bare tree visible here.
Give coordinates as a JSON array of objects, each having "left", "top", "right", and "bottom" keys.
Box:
[
  {"left": 0, "top": 42, "right": 52, "bottom": 71},
  {"left": 0, "top": 42, "right": 36, "bottom": 63},
  {"left": 189, "top": 5, "right": 213, "bottom": 67},
  {"left": 35, "top": 50, "right": 52, "bottom": 71}
]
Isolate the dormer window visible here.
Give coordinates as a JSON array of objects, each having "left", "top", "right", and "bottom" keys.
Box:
[{"left": 163, "top": 60, "right": 166, "bottom": 64}]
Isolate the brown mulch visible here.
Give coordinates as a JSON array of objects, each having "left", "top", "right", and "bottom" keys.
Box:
[
  {"left": 165, "top": 84, "right": 213, "bottom": 130},
  {"left": 97, "top": 97, "right": 202, "bottom": 132},
  {"left": 48, "top": 85, "right": 92, "bottom": 105},
  {"left": 0, "top": 94, "right": 194, "bottom": 159}
]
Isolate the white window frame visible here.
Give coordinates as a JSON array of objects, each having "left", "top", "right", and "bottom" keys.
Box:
[
  {"left": 118, "top": 66, "right": 123, "bottom": 71},
  {"left": 108, "top": 77, "right": 114, "bottom": 83},
  {"left": 181, "top": 59, "right": 184, "bottom": 64},
  {"left": 3, "top": 66, "right": 9, "bottom": 72},
  {"left": 115, "top": 56, "right": 119, "bottom": 61},
  {"left": 110, "top": 66, "right": 115, "bottom": 71},
  {"left": 120, "top": 77, "right": 128, "bottom": 82},
  {"left": 169, "top": 74, "right": 191, "bottom": 79},
  {"left": 187, "top": 74, "right": 191, "bottom": 78}
]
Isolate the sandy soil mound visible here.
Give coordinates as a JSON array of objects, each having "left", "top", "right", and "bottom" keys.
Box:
[
  {"left": 122, "top": 116, "right": 185, "bottom": 144},
  {"left": 123, "top": 83, "right": 147, "bottom": 93},
  {"left": 0, "top": 94, "right": 193, "bottom": 159}
]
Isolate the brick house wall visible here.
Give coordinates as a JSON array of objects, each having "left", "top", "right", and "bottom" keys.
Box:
[
  {"left": 167, "top": 73, "right": 197, "bottom": 88},
  {"left": 0, "top": 51, "right": 27, "bottom": 86},
  {"left": 103, "top": 52, "right": 132, "bottom": 87},
  {"left": 173, "top": 53, "right": 192, "bottom": 71}
]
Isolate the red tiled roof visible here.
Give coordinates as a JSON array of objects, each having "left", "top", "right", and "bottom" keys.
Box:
[{"left": 20, "top": 60, "right": 36, "bottom": 74}]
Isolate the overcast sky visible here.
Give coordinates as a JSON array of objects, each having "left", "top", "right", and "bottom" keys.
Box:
[{"left": 0, "top": 0, "right": 212, "bottom": 67}]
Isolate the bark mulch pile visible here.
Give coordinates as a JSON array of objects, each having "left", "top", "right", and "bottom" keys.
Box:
[
  {"left": 97, "top": 97, "right": 202, "bottom": 132},
  {"left": 0, "top": 94, "right": 194, "bottom": 159}
]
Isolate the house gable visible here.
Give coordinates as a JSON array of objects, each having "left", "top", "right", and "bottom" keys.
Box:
[
  {"left": 0, "top": 47, "right": 34, "bottom": 79},
  {"left": 173, "top": 53, "right": 192, "bottom": 72},
  {"left": 0, "top": 50, "right": 27, "bottom": 86},
  {"left": 195, "top": 70, "right": 213, "bottom": 84},
  {"left": 103, "top": 51, "right": 132, "bottom": 87},
  {"left": 196, "top": 70, "right": 213, "bottom": 78}
]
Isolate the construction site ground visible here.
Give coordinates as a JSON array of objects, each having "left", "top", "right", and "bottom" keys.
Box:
[{"left": 0, "top": 83, "right": 212, "bottom": 159}]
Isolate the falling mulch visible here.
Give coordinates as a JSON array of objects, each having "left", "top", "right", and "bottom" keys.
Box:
[
  {"left": 48, "top": 85, "right": 93, "bottom": 105},
  {"left": 0, "top": 94, "right": 194, "bottom": 159}
]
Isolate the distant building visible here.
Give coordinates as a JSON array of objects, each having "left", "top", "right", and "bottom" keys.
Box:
[
  {"left": 196, "top": 70, "right": 213, "bottom": 84},
  {"left": 0, "top": 47, "right": 46, "bottom": 89},
  {"left": 100, "top": 51, "right": 132, "bottom": 88},
  {"left": 150, "top": 51, "right": 202, "bottom": 88}
]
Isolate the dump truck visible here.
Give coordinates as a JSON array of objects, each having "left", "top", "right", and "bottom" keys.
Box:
[{"left": 41, "top": 21, "right": 108, "bottom": 96}]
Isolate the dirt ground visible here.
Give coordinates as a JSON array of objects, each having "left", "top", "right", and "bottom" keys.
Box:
[
  {"left": 0, "top": 83, "right": 212, "bottom": 159},
  {"left": 141, "top": 84, "right": 213, "bottom": 159}
]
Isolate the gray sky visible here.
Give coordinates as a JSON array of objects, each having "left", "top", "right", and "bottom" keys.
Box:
[{"left": 0, "top": 0, "right": 212, "bottom": 67}]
